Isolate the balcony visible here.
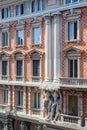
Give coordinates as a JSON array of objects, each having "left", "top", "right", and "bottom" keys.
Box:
[
  {"left": 61, "top": 114, "right": 81, "bottom": 124},
  {"left": 59, "top": 77, "right": 87, "bottom": 89}
]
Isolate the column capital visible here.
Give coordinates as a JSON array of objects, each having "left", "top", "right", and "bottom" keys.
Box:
[{"left": 44, "top": 14, "right": 51, "bottom": 25}]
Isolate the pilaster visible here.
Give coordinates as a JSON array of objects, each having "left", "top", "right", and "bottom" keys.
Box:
[
  {"left": 44, "top": 15, "right": 52, "bottom": 81},
  {"left": 53, "top": 14, "right": 61, "bottom": 81}
]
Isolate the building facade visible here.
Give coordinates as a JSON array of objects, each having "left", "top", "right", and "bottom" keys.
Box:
[{"left": 0, "top": 0, "right": 87, "bottom": 130}]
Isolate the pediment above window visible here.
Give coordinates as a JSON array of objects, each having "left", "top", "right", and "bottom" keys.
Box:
[
  {"left": 64, "top": 46, "right": 82, "bottom": 57},
  {"left": 13, "top": 51, "right": 25, "bottom": 59},
  {"left": 63, "top": 9, "right": 81, "bottom": 20},
  {"left": 29, "top": 49, "right": 43, "bottom": 59},
  {"left": 30, "top": 17, "right": 42, "bottom": 25},
  {"left": 0, "top": 51, "right": 10, "bottom": 60}
]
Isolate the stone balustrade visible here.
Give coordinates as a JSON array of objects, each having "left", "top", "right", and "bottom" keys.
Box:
[
  {"left": 61, "top": 114, "right": 81, "bottom": 126},
  {"left": 59, "top": 77, "right": 87, "bottom": 88}
]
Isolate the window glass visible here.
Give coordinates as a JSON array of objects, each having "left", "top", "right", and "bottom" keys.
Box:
[
  {"left": 1, "top": 7, "right": 9, "bottom": 19},
  {"left": 2, "top": 32, "right": 8, "bottom": 47},
  {"left": 16, "top": 5, "right": 20, "bottom": 16},
  {"left": 2, "top": 61, "right": 7, "bottom": 75},
  {"left": 16, "top": 30, "right": 24, "bottom": 45},
  {"left": 33, "top": 27, "right": 40, "bottom": 44},
  {"left": 17, "top": 91, "right": 23, "bottom": 106},
  {"left": 68, "top": 95, "right": 78, "bottom": 116},
  {"left": 4, "top": 89, "right": 8, "bottom": 105},
  {"left": 68, "top": 59, "right": 78, "bottom": 78},
  {"left": 16, "top": 60, "right": 22, "bottom": 76},
  {"left": 33, "top": 60, "right": 40, "bottom": 76},
  {"left": 34, "top": 93, "right": 40, "bottom": 108},
  {"left": 66, "top": 0, "right": 71, "bottom": 4},
  {"left": 68, "top": 21, "right": 77, "bottom": 40}
]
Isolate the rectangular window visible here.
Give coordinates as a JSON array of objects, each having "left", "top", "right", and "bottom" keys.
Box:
[
  {"left": 2, "top": 32, "right": 8, "bottom": 47},
  {"left": 66, "top": 0, "right": 78, "bottom": 4},
  {"left": 17, "top": 91, "right": 23, "bottom": 106},
  {"left": 4, "top": 89, "right": 8, "bottom": 105},
  {"left": 16, "top": 30, "right": 24, "bottom": 45},
  {"left": 68, "top": 95, "right": 78, "bottom": 116},
  {"left": 34, "top": 92, "right": 40, "bottom": 108},
  {"left": 18, "top": 121, "right": 24, "bottom": 130},
  {"left": 32, "top": 0, "right": 42, "bottom": 12},
  {"left": 16, "top": 5, "right": 20, "bottom": 16},
  {"left": 33, "top": 60, "right": 40, "bottom": 76},
  {"left": 68, "top": 59, "right": 78, "bottom": 78},
  {"left": 2, "top": 61, "right": 7, "bottom": 75},
  {"left": 16, "top": 60, "right": 22, "bottom": 76},
  {"left": 32, "top": 0, "right": 36, "bottom": 12},
  {"left": 1, "top": 7, "right": 10, "bottom": 19},
  {"left": 16, "top": 4, "right": 24, "bottom": 16},
  {"left": 33, "top": 27, "right": 40, "bottom": 44},
  {"left": 68, "top": 21, "right": 77, "bottom": 41},
  {"left": 34, "top": 126, "right": 41, "bottom": 130}
]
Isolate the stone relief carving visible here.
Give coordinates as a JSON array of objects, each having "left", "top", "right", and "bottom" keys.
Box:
[{"left": 43, "top": 90, "right": 62, "bottom": 121}]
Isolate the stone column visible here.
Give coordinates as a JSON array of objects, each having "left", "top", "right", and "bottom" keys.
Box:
[
  {"left": 45, "top": 15, "right": 52, "bottom": 81},
  {"left": 53, "top": 14, "right": 61, "bottom": 81}
]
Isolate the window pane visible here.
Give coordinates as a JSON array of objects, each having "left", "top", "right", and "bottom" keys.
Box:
[
  {"left": 33, "top": 27, "right": 40, "bottom": 44},
  {"left": 2, "top": 61, "right": 7, "bottom": 75},
  {"left": 66, "top": 0, "right": 71, "bottom": 4},
  {"left": 74, "top": 60, "right": 78, "bottom": 77},
  {"left": 42, "top": 0, "right": 45, "bottom": 10},
  {"left": 17, "top": 60, "right": 22, "bottom": 76},
  {"left": 68, "top": 22, "right": 74, "bottom": 40},
  {"left": 18, "top": 91, "right": 23, "bottom": 106},
  {"left": 37, "top": 0, "right": 42, "bottom": 11},
  {"left": 33, "top": 60, "right": 40, "bottom": 76},
  {"left": 32, "top": 0, "right": 36, "bottom": 12},
  {"left": 2, "top": 32, "right": 8, "bottom": 47},
  {"left": 34, "top": 93, "right": 36, "bottom": 108},
  {"left": 68, "top": 95, "right": 78, "bottom": 116},
  {"left": 2, "top": 8, "right": 4, "bottom": 19},
  {"left": 74, "top": 96, "right": 78, "bottom": 116},
  {"left": 25, "top": 1, "right": 30, "bottom": 14},
  {"left": 74, "top": 21, "right": 77, "bottom": 39},
  {"left": 68, "top": 60, "right": 73, "bottom": 77},
  {"left": 4, "top": 89, "right": 8, "bottom": 105},
  {"left": 5, "top": 8, "right": 9, "bottom": 18},
  {"left": 34, "top": 93, "right": 40, "bottom": 108},
  {"left": 16, "top": 30, "right": 24, "bottom": 45},
  {"left": 20, "top": 4, "right": 24, "bottom": 15},
  {"left": 73, "top": 0, "right": 78, "bottom": 2},
  {"left": 38, "top": 93, "right": 40, "bottom": 108},
  {"left": 16, "top": 5, "right": 20, "bottom": 16}
]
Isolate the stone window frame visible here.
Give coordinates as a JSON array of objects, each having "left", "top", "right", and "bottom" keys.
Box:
[
  {"left": 30, "top": 88, "right": 41, "bottom": 115},
  {"left": 14, "top": 2, "right": 25, "bottom": 16},
  {"left": 15, "top": 24, "right": 25, "bottom": 47},
  {"left": 31, "top": 0, "right": 43, "bottom": 13},
  {"left": 64, "top": 12, "right": 80, "bottom": 43},
  {"left": 0, "top": 86, "right": 10, "bottom": 108},
  {"left": 64, "top": 47, "right": 81, "bottom": 78},
  {"left": 0, "top": 52, "right": 9, "bottom": 81},
  {"left": 29, "top": 50, "right": 42, "bottom": 82},
  {"left": 1, "top": 7, "right": 10, "bottom": 20},
  {"left": 1, "top": 28, "right": 9, "bottom": 48},
  {"left": 14, "top": 51, "right": 25, "bottom": 82},
  {"left": 63, "top": 91, "right": 83, "bottom": 117},
  {"left": 64, "top": 0, "right": 79, "bottom": 5},
  {"left": 31, "top": 22, "right": 42, "bottom": 46}
]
